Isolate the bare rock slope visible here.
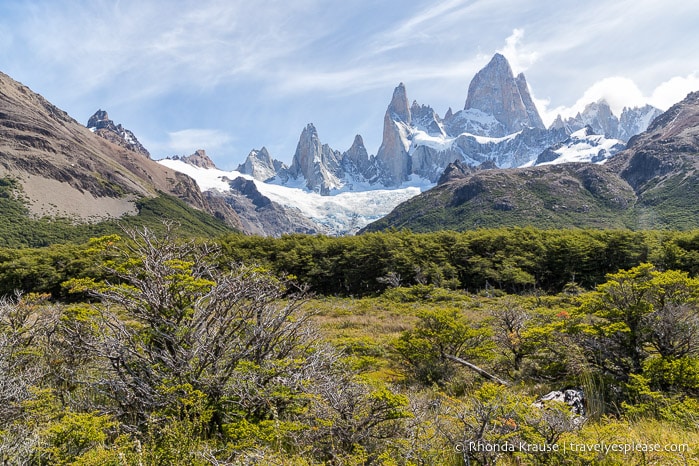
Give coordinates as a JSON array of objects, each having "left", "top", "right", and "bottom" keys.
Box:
[{"left": 0, "top": 71, "right": 240, "bottom": 229}]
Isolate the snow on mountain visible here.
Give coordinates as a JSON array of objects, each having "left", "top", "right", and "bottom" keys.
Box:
[
  {"left": 236, "top": 55, "right": 659, "bottom": 198},
  {"left": 158, "top": 158, "right": 426, "bottom": 235},
  {"left": 532, "top": 126, "right": 626, "bottom": 166},
  {"left": 551, "top": 100, "right": 662, "bottom": 142},
  {"left": 618, "top": 104, "right": 663, "bottom": 141},
  {"left": 159, "top": 54, "right": 661, "bottom": 236}
]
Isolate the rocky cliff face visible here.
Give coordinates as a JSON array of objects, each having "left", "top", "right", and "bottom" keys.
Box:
[
  {"left": 462, "top": 53, "right": 545, "bottom": 135},
  {"left": 362, "top": 90, "right": 699, "bottom": 233},
  {"left": 173, "top": 149, "right": 218, "bottom": 169},
  {"left": 237, "top": 147, "right": 286, "bottom": 181},
  {"left": 249, "top": 54, "right": 658, "bottom": 194},
  {"left": 0, "top": 70, "right": 248, "bottom": 233},
  {"left": 214, "top": 176, "right": 319, "bottom": 236},
  {"left": 87, "top": 109, "right": 151, "bottom": 158},
  {"left": 286, "top": 123, "right": 343, "bottom": 194},
  {"left": 551, "top": 100, "right": 662, "bottom": 142},
  {"left": 608, "top": 91, "right": 699, "bottom": 193},
  {"left": 341, "top": 134, "right": 377, "bottom": 182},
  {"left": 0, "top": 71, "right": 218, "bottom": 220},
  {"left": 375, "top": 83, "right": 413, "bottom": 186}
]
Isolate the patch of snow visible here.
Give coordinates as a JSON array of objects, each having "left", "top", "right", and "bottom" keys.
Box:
[
  {"left": 537, "top": 131, "right": 625, "bottom": 166},
  {"left": 410, "top": 130, "right": 454, "bottom": 152},
  {"left": 409, "top": 127, "right": 521, "bottom": 155},
  {"left": 158, "top": 158, "right": 429, "bottom": 235}
]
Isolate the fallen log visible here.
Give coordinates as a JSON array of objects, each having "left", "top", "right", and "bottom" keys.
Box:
[{"left": 444, "top": 354, "right": 510, "bottom": 386}]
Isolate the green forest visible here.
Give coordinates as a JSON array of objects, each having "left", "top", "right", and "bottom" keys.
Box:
[{"left": 1, "top": 226, "right": 698, "bottom": 465}]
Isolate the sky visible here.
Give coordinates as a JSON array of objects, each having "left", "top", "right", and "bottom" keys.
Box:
[{"left": 1, "top": 0, "right": 698, "bottom": 169}]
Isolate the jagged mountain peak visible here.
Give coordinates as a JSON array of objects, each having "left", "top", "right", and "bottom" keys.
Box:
[
  {"left": 0, "top": 70, "right": 241, "bottom": 228},
  {"left": 86, "top": 109, "right": 150, "bottom": 158},
  {"left": 237, "top": 146, "right": 287, "bottom": 182},
  {"left": 342, "top": 133, "right": 376, "bottom": 182},
  {"left": 345, "top": 133, "right": 367, "bottom": 152},
  {"left": 254, "top": 146, "right": 272, "bottom": 160},
  {"left": 387, "top": 82, "right": 411, "bottom": 124},
  {"left": 644, "top": 91, "right": 699, "bottom": 135},
  {"left": 557, "top": 100, "right": 662, "bottom": 143},
  {"left": 173, "top": 149, "right": 218, "bottom": 169},
  {"left": 376, "top": 84, "right": 413, "bottom": 186},
  {"left": 488, "top": 52, "right": 510, "bottom": 68},
  {"left": 87, "top": 109, "right": 110, "bottom": 129},
  {"left": 301, "top": 122, "right": 319, "bottom": 137},
  {"left": 225, "top": 54, "right": 656, "bottom": 198},
  {"left": 287, "top": 123, "right": 343, "bottom": 194},
  {"left": 464, "top": 53, "right": 544, "bottom": 134},
  {"left": 515, "top": 72, "right": 545, "bottom": 129},
  {"left": 410, "top": 101, "right": 445, "bottom": 137},
  {"left": 364, "top": 91, "right": 699, "bottom": 233}
]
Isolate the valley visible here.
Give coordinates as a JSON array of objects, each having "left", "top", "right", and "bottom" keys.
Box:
[{"left": 0, "top": 39, "right": 698, "bottom": 466}]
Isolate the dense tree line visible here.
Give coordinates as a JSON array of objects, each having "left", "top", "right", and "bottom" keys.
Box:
[
  {"left": 0, "top": 228, "right": 699, "bottom": 298},
  {"left": 220, "top": 228, "right": 699, "bottom": 295},
  {"left": 2, "top": 228, "right": 699, "bottom": 300},
  {"left": 5, "top": 228, "right": 699, "bottom": 298}
]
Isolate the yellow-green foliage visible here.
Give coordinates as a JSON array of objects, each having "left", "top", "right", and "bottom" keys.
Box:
[{"left": 2, "top": 227, "right": 699, "bottom": 464}]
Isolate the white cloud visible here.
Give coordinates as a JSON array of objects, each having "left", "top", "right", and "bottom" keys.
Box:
[
  {"left": 496, "top": 29, "right": 540, "bottom": 74},
  {"left": 14, "top": 1, "right": 328, "bottom": 99},
  {"left": 576, "top": 77, "right": 646, "bottom": 114},
  {"left": 273, "top": 59, "right": 477, "bottom": 97},
  {"left": 536, "top": 73, "right": 699, "bottom": 126},
  {"left": 536, "top": 77, "right": 645, "bottom": 125},
  {"left": 379, "top": 0, "right": 467, "bottom": 44},
  {"left": 649, "top": 73, "right": 699, "bottom": 110}
]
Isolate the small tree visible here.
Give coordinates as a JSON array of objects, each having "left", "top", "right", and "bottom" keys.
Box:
[
  {"left": 394, "top": 309, "right": 494, "bottom": 386},
  {"left": 490, "top": 297, "right": 531, "bottom": 374},
  {"left": 575, "top": 264, "right": 699, "bottom": 380},
  {"left": 68, "top": 226, "right": 316, "bottom": 432}
]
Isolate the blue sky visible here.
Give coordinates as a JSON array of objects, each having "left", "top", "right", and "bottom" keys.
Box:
[{"left": 1, "top": 0, "right": 698, "bottom": 169}]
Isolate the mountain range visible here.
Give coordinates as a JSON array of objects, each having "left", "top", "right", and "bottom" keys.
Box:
[
  {"left": 362, "top": 90, "right": 699, "bottom": 233},
  {"left": 161, "top": 53, "right": 665, "bottom": 234},
  {"left": 234, "top": 54, "right": 661, "bottom": 193},
  {"left": 0, "top": 52, "right": 696, "bottom": 240}
]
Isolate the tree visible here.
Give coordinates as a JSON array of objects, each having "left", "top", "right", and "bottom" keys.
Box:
[
  {"left": 490, "top": 296, "right": 531, "bottom": 373},
  {"left": 394, "top": 309, "right": 494, "bottom": 386},
  {"left": 574, "top": 264, "right": 699, "bottom": 382},
  {"left": 67, "top": 226, "right": 316, "bottom": 432}
]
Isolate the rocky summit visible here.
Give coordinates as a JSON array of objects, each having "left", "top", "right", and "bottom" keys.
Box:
[
  {"left": 236, "top": 147, "right": 286, "bottom": 182},
  {"left": 285, "top": 123, "right": 344, "bottom": 194},
  {"left": 87, "top": 109, "right": 151, "bottom": 158},
  {"left": 172, "top": 149, "right": 218, "bottom": 169},
  {"left": 0, "top": 48, "right": 692, "bottom": 240},
  {"left": 0, "top": 71, "right": 243, "bottom": 233},
  {"left": 461, "top": 53, "right": 545, "bottom": 135},
  {"left": 234, "top": 53, "right": 661, "bottom": 193},
  {"left": 362, "top": 90, "right": 699, "bottom": 233}
]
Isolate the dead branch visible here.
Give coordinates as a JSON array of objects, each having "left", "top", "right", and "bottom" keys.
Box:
[{"left": 444, "top": 354, "right": 510, "bottom": 386}]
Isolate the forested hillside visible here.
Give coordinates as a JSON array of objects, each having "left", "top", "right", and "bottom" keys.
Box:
[{"left": 0, "top": 227, "right": 698, "bottom": 464}]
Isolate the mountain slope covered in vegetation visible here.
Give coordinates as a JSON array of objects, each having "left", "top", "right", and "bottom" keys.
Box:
[{"left": 362, "top": 92, "right": 699, "bottom": 233}]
